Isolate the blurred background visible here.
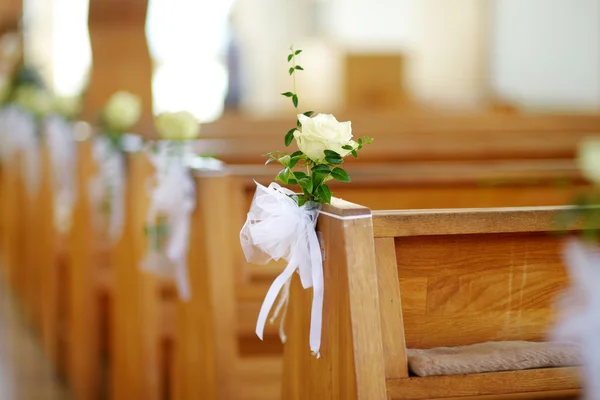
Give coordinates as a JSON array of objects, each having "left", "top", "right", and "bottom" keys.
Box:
[{"left": 2, "top": 0, "right": 599, "bottom": 126}]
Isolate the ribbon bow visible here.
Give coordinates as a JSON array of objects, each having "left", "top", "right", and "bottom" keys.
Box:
[
  {"left": 553, "top": 239, "right": 600, "bottom": 398},
  {"left": 240, "top": 182, "right": 324, "bottom": 357},
  {"left": 44, "top": 115, "right": 77, "bottom": 233},
  {"left": 89, "top": 135, "right": 126, "bottom": 242},
  {"left": 141, "top": 142, "right": 196, "bottom": 300},
  {"left": 0, "top": 106, "right": 40, "bottom": 196}
]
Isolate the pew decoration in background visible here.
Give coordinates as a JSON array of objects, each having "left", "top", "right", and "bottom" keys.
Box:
[
  {"left": 43, "top": 97, "right": 81, "bottom": 233},
  {"left": 140, "top": 111, "right": 200, "bottom": 300},
  {"left": 553, "top": 136, "right": 600, "bottom": 399},
  {"left": 89, "top": 91, "right": 142, "bottom": 242},
  {"left": 0, "top": 63, "right": 52, "bottom": 197},
  {"left": 240, "top": 47, "right": 372, "bottom": 357}
]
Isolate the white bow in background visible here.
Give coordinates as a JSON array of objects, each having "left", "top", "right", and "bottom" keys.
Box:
[
  {"left": 43, "top": 115, "right": 77, "bottom": 234},
  {"left": 141, "top": 141, "right": 196, "bottom": 301},
  {"left": 89, "top": 135, "right": 125, "bottom": 243},
  {"left": 240, "top": 182, "right": 324, "bottom": 357},
  {"left": 0, "top": 106, "right": 40, "bottom": 197},
  {"left": 553, "top": 239, "right": 600, "bottom": 400}
]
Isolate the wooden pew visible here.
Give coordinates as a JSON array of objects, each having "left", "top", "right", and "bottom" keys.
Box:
[
  {"left": 282, "top": 202, "right": 583, "bottom": 399},
  {"left": 169, "top": 161, "right": 588, "bottom": 400},
  {"left": 194, "top": 113, "right": 600, "bottom": 164}
]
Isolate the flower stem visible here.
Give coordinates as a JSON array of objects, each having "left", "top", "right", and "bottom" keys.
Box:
[{"left": 291, "top": 45, "right": 299, "bottom": 113}]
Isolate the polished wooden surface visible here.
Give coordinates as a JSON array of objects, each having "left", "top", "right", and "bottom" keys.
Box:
[{"left": 282, "top": 202, "right": 583, "bottom": 399}]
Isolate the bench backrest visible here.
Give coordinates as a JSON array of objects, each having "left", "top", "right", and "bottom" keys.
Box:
[{"left": 282, "top": 201, "right": 584, "bottom": 399}]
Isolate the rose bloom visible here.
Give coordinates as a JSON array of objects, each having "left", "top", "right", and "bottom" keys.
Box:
[
  {"left": 579, "top": 137, "right": 600, "bottom": 184},
  {"left": 155, "top": 111, "right": 199, "bottom": 140},
  {"left": 102, "top": 91, "right": 142, "bottom": 133},
  {"left": 294, "top": 113, "right": 357, "bottom": 162}
]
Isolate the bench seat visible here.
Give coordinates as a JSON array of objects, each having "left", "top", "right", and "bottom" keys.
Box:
[{"left": 407, "top": 341, "right": 580, "bottom": 377}]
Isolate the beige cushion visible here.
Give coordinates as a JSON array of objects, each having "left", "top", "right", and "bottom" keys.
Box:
[{"left": 407, "top": 341, "right": 580, "bottom": 377}]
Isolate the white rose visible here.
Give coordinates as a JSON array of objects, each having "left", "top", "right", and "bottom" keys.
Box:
[
  {"left": 293, "top": 113, "right": 357, "bottom": 162},
  {"left": 53, "top": 96, "right": 82, "bottom": 119},
  {"left": 155, "top": 111, "right": 199, "bottom": 140},
  {"left": 102, "top": 91, "right": 142, "bottom": 132},
  {"left": 579, "top": 137, "right": 600, "bottom": 184},
  {"left": 13, "top": 85, "right": 53, "bottom": 117}
]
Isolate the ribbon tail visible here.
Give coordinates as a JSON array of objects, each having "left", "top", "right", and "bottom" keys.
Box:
[
  {"left": 308, "top": 230, "right": 324, "bottom": 358},
  {"left": 256, "top": 257, "right": 299, "bottom": 341},
  {"left": 269, "top": 278, "right": 291, "bottom": 344}
]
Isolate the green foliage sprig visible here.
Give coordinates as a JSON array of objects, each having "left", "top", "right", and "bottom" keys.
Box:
[{"left": 266, "top": 46, "right": 373, "bottom": 206}]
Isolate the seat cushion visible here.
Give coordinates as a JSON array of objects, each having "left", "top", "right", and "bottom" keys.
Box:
[{"left": 407, "top": 341, "right": 580, "bottom": 377}]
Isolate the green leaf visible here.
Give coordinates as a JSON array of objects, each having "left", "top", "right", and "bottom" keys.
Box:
[
  {"left": 312, "top": 172, "right": 326, "bottom": 187},
  {"left": 311, "top": 164, "right": 331, "bottom": 174},
  {"left": 358, "top": 138, "right": 363, "bottom": 146},
  {"left": 289, "top": 67, "right": 295, "bottom": 75},
  {"left": 285, "top": 128, "right": 296, "bottom": 147},
  {"left": 297, "top": 196, "right": 307, "bottom": 207},
  {"left": 265, "top": 157, "right": 277, "bottom": 165},
  {"left": 316, "top": 184, "right": 332, "bottom": 204},
  {"left": 351, "top": 149, "right": 358, "bottom": 158},
  {"left": 276, "top": 168, "right": 290, "bottom": 184},
  {"left": 298, "top": 177, "right": 313, "bottom": 194},
  {"left": 295, "top": 65, "right": 304, "bottom": 71},
  {"left": 295, "top": 49, "right": 302, "bottom": 55},
  {"left": 278, "top": 155, "right": 291, "bottom": 167},
  {"left": 331, "top": 167, "right": 350, "bottom": 182},
  {"left": 325, "top": 157, "right": 343, "bottom": 165},
  {"left": 303, "top": 111, "right": 314, "bottom": 117},
  {"left": 293, "top": 171, "right": 308, "bottom": 180},
  {"left": 324, "top": 150, "right": 341, "bottom": 158},
  {"left": 292, "top": 95, "right": 298, "bottom": 108},
  {"left": 291, "top": 150, "right": 303, "bottom": 157},
  {"left": 287, "top": 54, "right": 293, "bottom": 62},
  {"left": 289, "top": 155, "right": 301, "bottom": 169},
  {"left": 281, "top": 92, "right": 294, "bottom": 97},
  {"left": 297, "top": 119, "right": 302, "bottom": 128},
  {"left": 341, "top": 145, "right": 353, "bottom": 150}
]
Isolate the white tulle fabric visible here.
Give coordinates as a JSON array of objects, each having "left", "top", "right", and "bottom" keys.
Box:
[
  {"left": 0, "top": 106, "right": 40, "bottom": 196},
  {"left": 43, "top": 115, "right": 77, "bottom": 233},
  {"left": 89, "top": 136, "right": 125, "bottom": 242},
  {"left": 240, "top": 182, "right": 324, "bottom": 357},
  {"left": 553, "top": 239, "right": 600, "bottom": 399},
  {"left": 141, "top": 142, "right": 196, "bottom": 301}
]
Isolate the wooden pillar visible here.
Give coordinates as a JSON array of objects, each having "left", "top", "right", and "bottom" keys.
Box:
[
  {"left": 84, "top": 0, "right": 152, "bottom": 128},
  {"left": 0, "top": 0, "right": 22, "bottom": 34}
]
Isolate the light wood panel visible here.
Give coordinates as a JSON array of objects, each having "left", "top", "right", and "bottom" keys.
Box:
[{"left": 282, "top": 202, "right": 584, "bottom": 399}]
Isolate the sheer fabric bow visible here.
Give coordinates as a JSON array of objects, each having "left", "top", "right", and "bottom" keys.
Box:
[{"left": 240, "top": 182, "right": 324, "bottom": 357}]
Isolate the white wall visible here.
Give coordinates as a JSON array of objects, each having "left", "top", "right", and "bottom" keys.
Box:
[
  {"left": 491, "top": 0, "right": 600, "bottom": 111},
  {"left": 407, "top": 0, "right": 489, "bottom": 109}
]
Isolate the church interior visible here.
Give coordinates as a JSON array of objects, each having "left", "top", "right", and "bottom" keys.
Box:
[{"left": 1, "top": 0, "right": 600, "bottom": 399}]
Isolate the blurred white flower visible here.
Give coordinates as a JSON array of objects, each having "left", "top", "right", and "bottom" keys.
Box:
[
  {"left": 155, "top": 111, "right": 199, "bottom": 140},
  {"left": 13, "top": 85, "right": 53, "bottom": 117},
  {"left": 102, "top": 91, "right": 142, "bottom": 133},
  {"left": 578, "top": 137, "right": 600, "bottom": 184},
  {"left": 53, "top": 96, "right": 81, "bottom": 119}
]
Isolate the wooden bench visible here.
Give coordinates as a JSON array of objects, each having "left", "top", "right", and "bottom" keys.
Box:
[
  {"left": 194, "top": 113, "right": 600, "bottom": 164},
  {"left": 281, "top": 202, "right": 584, "bottom": 399},
  {"left": 4, "top": 132, "right": 592, "bottom": 399}
]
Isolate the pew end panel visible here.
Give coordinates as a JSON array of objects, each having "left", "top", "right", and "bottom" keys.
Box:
[
  {"left": 283, "top": 203, "right": 584, "bottom": 400},
  {"left": 172, "top": 170, "right": 238, "bottom": 400},
  {"left": 282, "top": 198, "right": 388, "bottom": 400}
]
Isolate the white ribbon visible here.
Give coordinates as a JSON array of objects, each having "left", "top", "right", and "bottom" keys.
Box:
[
  {"left": 89, "top": 135, "right": 126, "bottom": 243},
  {"left": 43, "top": 115, "right": 77, "bottom": 234},
  {"left": 553, "top": 239, "right": 600, "bottom": 399},
  {"left": 141, "top": 141, "right": 196, "bottom": 301},
  {"left": 240, "top": 182, "right": 324, "bottom": 357},
  {"left": 0, "top": 105, "right": 40, "bottom": 196}
]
